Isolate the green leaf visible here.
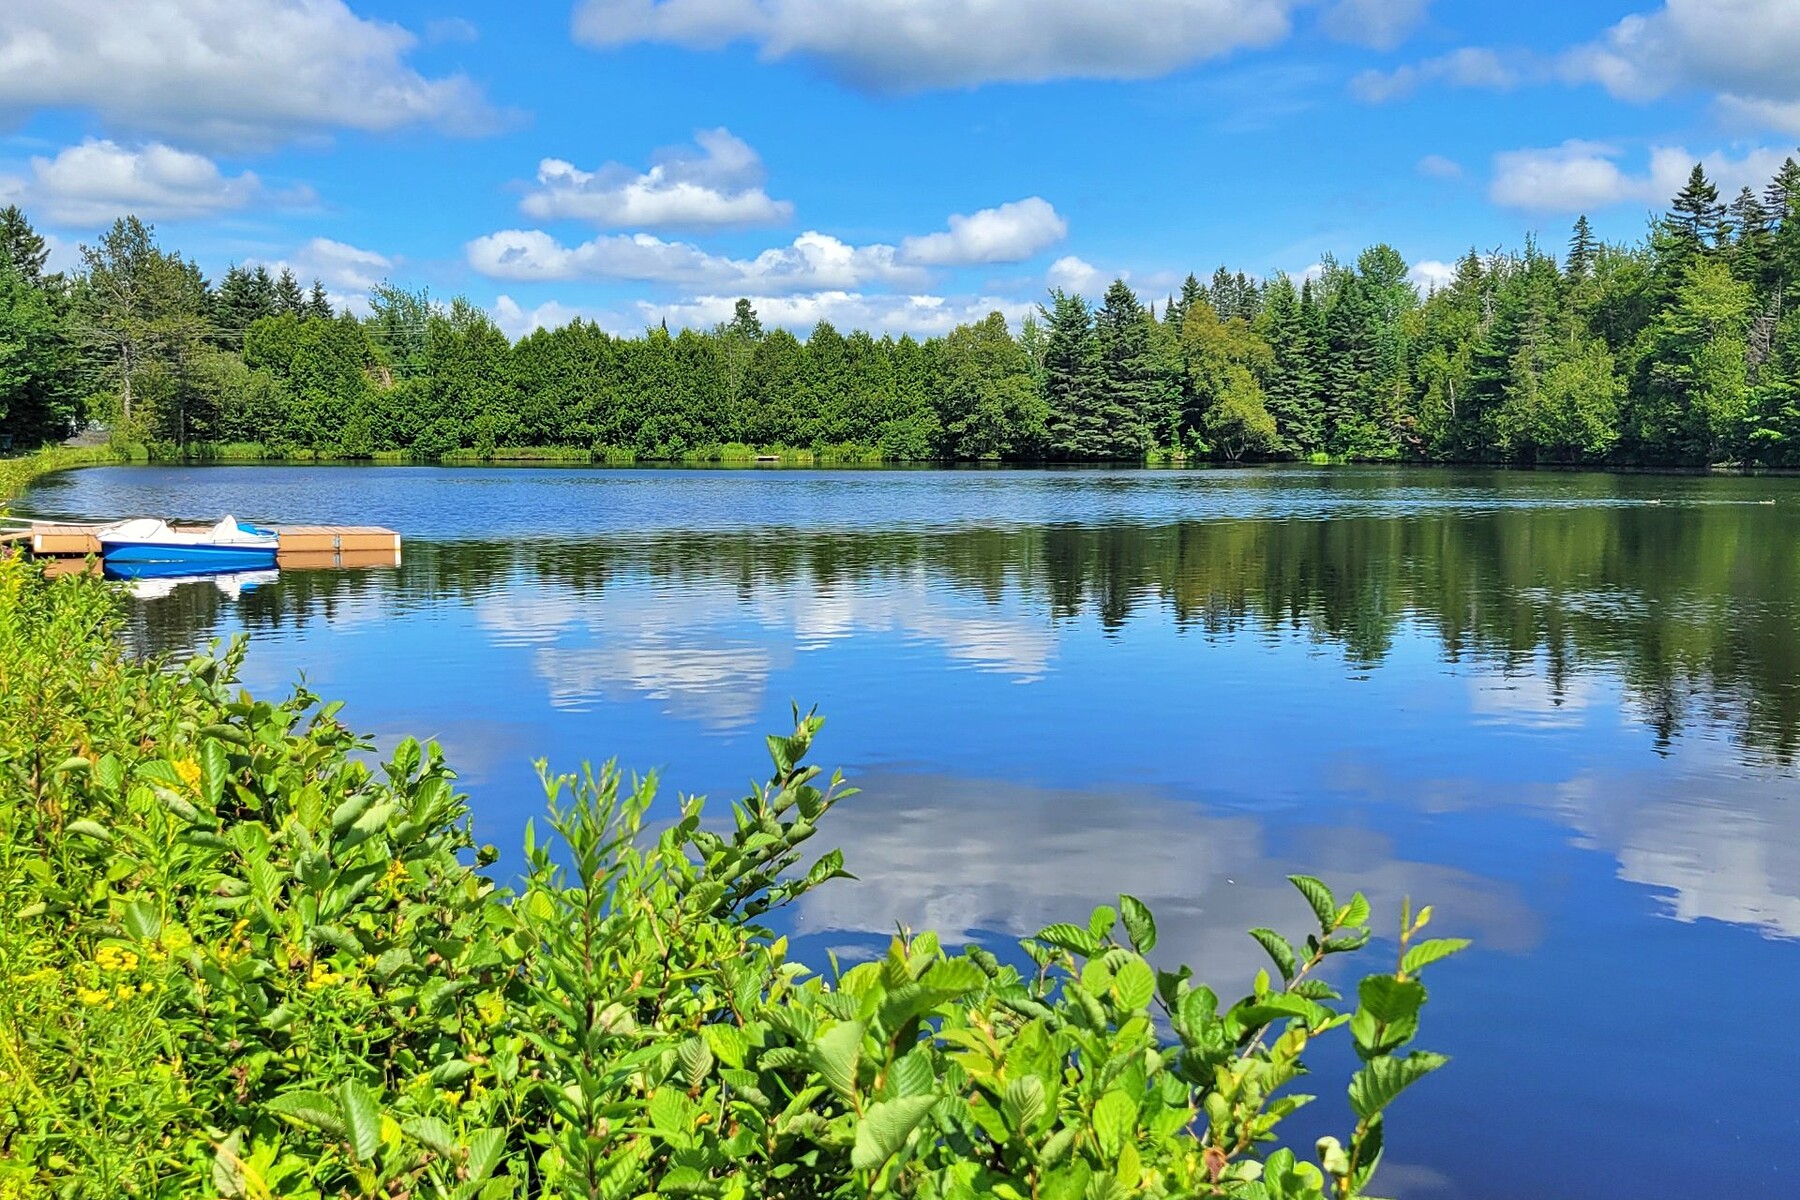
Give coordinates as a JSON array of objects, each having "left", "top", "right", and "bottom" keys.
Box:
[
  {"left": 648, "top": 1087, "right": 695, "bottom": 1144},
  {"left": 1092, "top": 1089, "right": 1137, "bottom": 1159},
  {"left": 465, "top": 1128, "right": 505, "bottom": 1184},
  {"left": 339, "top": 801, "right": 396, "bottom": 850},
  {"left": 678, "top": 1035, "right": 714, "bottom": 1089},
  {"left": 1289, "top": 875, "right": 1336, "bottom": 933},
  {"left": 886, "top": 1050, "right": 936, "bottom": 1098},
  {"left": 402, "top": 1116, "right": 457, "bottom": 1159},
  {"left": 1357, "top": 976, "right": 1426, "bottom": 1025},
  {"left": 1001, "top": 1075, "right": 1046, "bottom": 1134},
  {"left": 1035, "top": 922, "right": 1100, "bottom": 958},
  {"left": 1118, "top": 894, "right": 1157, "bottom": 954},
  {"left": 211, "top": 1131, "right": 247, "bottom": 1199},
  {"left": 850, "top": 1094, "right": 937, "bottom": 1171},
  {"left": 1087, "top": 904, "right": 1117, "bottom": 941},
  {"left": 1111, "top": 957, "right": 1155, "bottom": 1011},
  {"left": 1338, "top": 891, "right": 1371, "bottom": 929},
  {"left": 1348, "top": 1051, "right": 1449, "bottom": 1119},
  {"left": 265, "top": 1090, "right": 344, "bottom": 1139},
  {"left": 1248, "top": 927, "right": 1298, "bottom": 982},
  {"left": 1401, "top": 938, "right": 1471, "bottom": 976},
  {"left": 338, "top": 1080, "right": 382, "bottom": 1163},
  {"left": 428, "top": 1059, "right": 473, "bottom": 1086},
  {"left": 64, "top": 819, "right": 111, "bottom": 843},
  {"left": 701, "top": 1023, "right": 749, "bottom": 1069},
  {"left": 199, "top": 739, "right": 228, "bottom": 809},
  {"left": 811, "top": 1020, "right": 865, "bottom": 1103},
  {"left": 121, "top": 899, "right": 162, "bottom": 941}
]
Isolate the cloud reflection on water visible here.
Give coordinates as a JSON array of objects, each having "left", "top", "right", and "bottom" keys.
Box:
[{"left": 792, "top": 770, "right": 1540, "bottom": 989}]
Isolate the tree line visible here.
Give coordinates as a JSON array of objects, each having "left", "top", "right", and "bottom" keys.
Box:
[{"left": 5, "top": 154, "right": 1800, "bottom": 464}]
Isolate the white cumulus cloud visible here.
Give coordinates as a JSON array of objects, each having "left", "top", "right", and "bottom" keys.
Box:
[
  {"left": 1416, "top": 154, "right": 1464, "bottom": 180},
  {"left": 465, "top": 227, "right": 929, "bottom": 293},
  {"left": 248, "top": 236, "right": 394, "bottom": 315},
  {"left": 573, "top": 0, "right": 1300, "bottom": 90},
  {"left": 1489, "top": 140, "right": 1792, "bottom": 214},
  {"left": 1407, "top": 259, "right": 1457, "bottom": 292},
  {"left": 1318, "top": 0, "right": 1433, "bottom": 52},
  {"left": 520, "top": 128, "right": 793, "bottom": 230},
  {"left": 1560, "top": 0, "right": 1800, "bottom": 131},
  {"left": 0, "top": 0, "right": 494, "bottom": 147},
  {"left": 1351, "top": 47, "right": 1522, "bottom": 103},
  {"left": 0, "top": 139, "right": 270, "bottom": 225},
  {"left": 1046, "top": 255, "right": 1107, "bottom": 296},
  {"left": 637, "top": 291, "right": 1038, "bottom": 337},
  {"left": 899, "top": 197, "right": 1068, "bottom": 265},
  {"left": 492, "top": 295, "right": 611, "bottom": 339}
]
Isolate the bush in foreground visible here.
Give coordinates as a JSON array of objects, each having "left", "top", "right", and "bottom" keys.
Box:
[{"left": 0, "top": 553, "right": 1464, "bottom": 1198}]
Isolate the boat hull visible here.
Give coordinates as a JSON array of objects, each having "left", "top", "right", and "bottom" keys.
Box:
[{"left": 101, "top": 541, "right": 279, "bottom": 579}]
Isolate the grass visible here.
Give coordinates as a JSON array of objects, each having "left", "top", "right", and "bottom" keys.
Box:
[{"left": 0, "top": 444, "right": 130, "bottom": 508}]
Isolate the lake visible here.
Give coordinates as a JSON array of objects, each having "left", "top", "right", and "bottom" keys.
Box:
[{"left": 17, "top": 463, "right": 1800, "bottom": 1199}]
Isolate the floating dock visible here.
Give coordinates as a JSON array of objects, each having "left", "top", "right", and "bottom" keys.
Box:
[{"left": 1, "top": 524, "right": 402, "bottom": 571}]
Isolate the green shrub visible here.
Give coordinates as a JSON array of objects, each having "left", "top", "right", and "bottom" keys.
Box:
[{"left": 0, "top": 554, "right": 1464, "bottom": 1198}]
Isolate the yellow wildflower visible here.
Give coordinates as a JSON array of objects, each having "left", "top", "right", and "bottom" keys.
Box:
[
  {"left": 172, "top": 759, "right": 202, "bottom": 793},
  {"left": 305, "top": 961, "right": 346, "bottom": 991},
  {"left": 75, "top": 986, "right": 109, "bottom": 1005},
  {"left": 95, "top": 945, "right": 140, "bottom": 974}
]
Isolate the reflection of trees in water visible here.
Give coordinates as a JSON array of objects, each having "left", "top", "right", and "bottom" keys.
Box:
[{"left": 127, "top": 503, "right": 1800, "bottom": 759}]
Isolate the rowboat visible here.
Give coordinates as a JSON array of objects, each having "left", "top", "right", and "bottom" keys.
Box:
[{"left": 98, "top": 516, "right": 279, "bottom": 579}]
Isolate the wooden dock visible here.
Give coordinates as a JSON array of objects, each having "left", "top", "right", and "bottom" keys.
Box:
[{"left": 1, "top": 524, "right": 401, "bottom": 570}]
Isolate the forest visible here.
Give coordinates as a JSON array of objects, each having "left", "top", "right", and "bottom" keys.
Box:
[{"left": 4, "top": 155, "right": 1800, "bottom": 466}]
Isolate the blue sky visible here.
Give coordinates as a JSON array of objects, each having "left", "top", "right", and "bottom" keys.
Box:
[{"left": 3, "top": 0, "right": 1798, "bottom": 336}]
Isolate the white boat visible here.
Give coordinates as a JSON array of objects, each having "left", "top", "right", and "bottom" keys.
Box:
[{"left": 98, "top": 515, "right": 279, "bottom": 579}]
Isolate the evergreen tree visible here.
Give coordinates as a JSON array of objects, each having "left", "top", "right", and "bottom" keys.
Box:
[
  {"left": 1257, "top": 275, "right": 1323, "bottom": 454},
  {"left": 274, "top": 268, "right": 306, "bottom": 316},
  {"left": 1093, "top": 279, "right": 1161, "bottom": 454},
  {"left": 306, "top": 280, "right": 334, "bottom": 320},
  {"left": 1567, "top": 215, "right": 1598, "bottom": 279},
  {"left": 0, "top": 205, "right": 50, "bottom": 284},
  {"left": 1041, "top": 289, "right": 1113, "bottom": 459},
  {"left": 1667, "top": 164, "right": 1727, "bottom": 253},
  {"left": 215, "top": 265, "right": 279, "bottom": 349},
  {"left": 1730, "top": 187, "right": 1773, "bottom": 284}
]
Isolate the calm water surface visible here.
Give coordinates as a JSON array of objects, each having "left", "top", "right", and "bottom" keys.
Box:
[{"left": 20, "top": 464, "right": 1800, "bottom": 1199}]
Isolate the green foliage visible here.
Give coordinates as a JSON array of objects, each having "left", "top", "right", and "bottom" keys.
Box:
[
  {"left": 0, "top": 556, "right": 1465, "bottom": 1198},
  {"left": 19, "top": 152, "right": 1800, "bottom": 464}
]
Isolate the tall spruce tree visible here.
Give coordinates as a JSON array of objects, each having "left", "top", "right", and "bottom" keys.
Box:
[
  {"left": 274, "top": 268, "right": 306, "bottom": 316},
  {"left": 1041, "top": 289, "right": 1113, "bottom": 459},
  {"left": 306, "top": 280, "right": 334, "bottom": 320},
  {"left": 1093, "top": 279, "right": 1162, "bottom": 454},
  {"left": 1567, "top": 215, "right": 1598, "bottom": 279},
  {"left": 1667, "top": 164, "right": 1727, "bottom": 253},
  {"left": 0, "top": 206, "right": 50, "bottom": 284}
]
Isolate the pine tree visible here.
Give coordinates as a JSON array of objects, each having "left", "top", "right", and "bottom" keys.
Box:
[
  {"left": 1766, "top": 158, "right": 1800, "bottom": 313},
  {"left": 1258, "top": 275, "right": 1323, "bottom": 454},
  {"left": 307, "top": 280, "right": 334, "bottom": 320},
  {"left": 275, "top": 268, "right": 306, "bottom": 316},
  {"left": 0, "top": 205, "right": 50, "bottom": 284},
  {"left": 1729, "top": 187, "right": 1773, "bottom": 284},
  {"left": 1168, "top": 274, "right": 1204, "bottom": 330},
  {"left": 1667, "top": 164, "right": 1726, "bottom": 252},
  {"left": 1567, "top": 215, "right": 1598, "bottom": 279},
  {"left": 1041, "top": 289, "right": 1111, "bottom": 459},
  {"left": 1093, "top": 279, "right": 1160, "bottom": 454}
]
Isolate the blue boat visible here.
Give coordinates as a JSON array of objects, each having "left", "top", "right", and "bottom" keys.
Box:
[{"left": 98, "top": 516, "right": 279, "bottom": 580}]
